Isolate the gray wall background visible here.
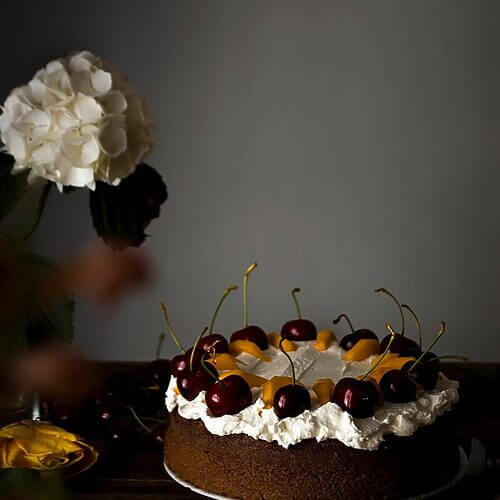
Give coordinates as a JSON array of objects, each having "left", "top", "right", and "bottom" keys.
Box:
[{"left": 2, "top": 1, "right": 499, "bottom": 361}]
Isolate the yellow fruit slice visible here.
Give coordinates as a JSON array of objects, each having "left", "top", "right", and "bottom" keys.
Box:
[
  {"left": 377, "top": 356, "right": 416, "bottom": 371},
  {"left": 207, "top": 353, "right": 240, "bottom": 371},
  {"left": 343, "top": 339, "right": 380, "bottom": 361},
  {"left": 267, "top": 332, "right": 297, "bottom": 352},
  {"left": 370, "top": 352, "right": 399, "bottom": 367},
  {"left": 219, "top": 369, "right": 267, "bottom": 388},
  {"left": 229, "top": 340, "right": 271, "bottom": 362},
  {"left": 315, "top": 329, "right": 336, "bottom": 351},
  {"left": 312, "top": 378, "right": 335, "bottom": 405}
]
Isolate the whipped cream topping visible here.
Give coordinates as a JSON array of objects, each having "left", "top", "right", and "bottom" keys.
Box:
[{"left": 166, "top": 341, "right": 459, "bottom": 450}]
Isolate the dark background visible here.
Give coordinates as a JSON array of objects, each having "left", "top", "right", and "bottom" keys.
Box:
[{"left": 2, "top": 1, "right": 499, "bottom": 360}]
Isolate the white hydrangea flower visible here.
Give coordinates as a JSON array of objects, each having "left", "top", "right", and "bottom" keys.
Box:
[{"left": 0, "top": 51, "right": 154, "bottom": 190}]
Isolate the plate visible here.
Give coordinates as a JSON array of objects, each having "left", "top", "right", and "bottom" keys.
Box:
[{"left": 164, "top": 446, "right": 468, "bottom": 500}]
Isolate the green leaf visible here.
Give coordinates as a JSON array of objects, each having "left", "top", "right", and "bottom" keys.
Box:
[
  {"left": 89, "top": 163, "right": 167, "bottom": 250},
  {"left": 0, "top": 250, "right": 75, "bottom": 356},
  {"left": 0, "top": 151, "right": 30, "bottom": 222}
]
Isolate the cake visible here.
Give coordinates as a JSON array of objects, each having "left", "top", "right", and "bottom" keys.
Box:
[{"left": 163, "top": 271, "right": 462, "bottom": 499}]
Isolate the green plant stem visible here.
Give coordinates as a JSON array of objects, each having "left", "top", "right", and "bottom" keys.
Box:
[
  {"left": 408, "top": 322, "right": 446, "bottom": 372},
  {"left": 209, "top": 285, "right": 237, "bottom": 334},
  {"left": 21, "top": 182, "right": 51, "bottom": 243},
  {"left": 279, "top": 337, "right": 296, "bottom": 385},
  {"left": 160, "top": 302, "right": 185, "bottom": 353},
  {"left": 332, "top": 313, "right": 355, "bottom": 333},
  {"left": 401, "top": 304, "right": 422, "bottom": 349},
  {"left": 291, "top": 288, "right": 302, "bottom": 319},
  {"left": 375, "top": 288, "right": 406, "bottom": 336},
  {"left": 127, "top": 405, "right": 152, "bottom": 433},
  {"left": 361, "top": 323, "right": 395, "bottom": 381}
]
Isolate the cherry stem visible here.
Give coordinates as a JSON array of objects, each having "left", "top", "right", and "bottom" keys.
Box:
[
  {"left": 361, "top": 323, "right": 396, "bottom": 381},
  {"left": 127, "top": 405, "right": 152, "bottom": 433},
  {"left": 243, "top": 262, "right": 257, "bottom": 328},
  {"left": 200, "top": 355, "right": 220, "bottom": 383},
  {"left": 155, "top": 333, "right": 165, "bottom": 360},
  {"left": 408, "top": 322, "right": 446, "bottom": 373},
  {"left": 190, "top": 326, "right": 208, "bottom": 372},
  {"left": 160, "top": 302, "right": 185, "bottom": 353},
  {"left": 401, "top": 304, "right": 422, "bottom": 350},
  {"left": 423, "top": 355, "right": 470, "bottom": 364},
  {"left": 375, "top": 288, "right": 406, "bottom": 336},
  {"left": 209, "top": 285, "right": 238, "bottom": 334},
  {"left": 291, "top": 287, "right": 302, "bottom": 319},
  {"left": 332, "top": 313, "right": 355, "bottom": 333},
  {"left": 279, "top": 337, "right": 296, "bottom": 386}
]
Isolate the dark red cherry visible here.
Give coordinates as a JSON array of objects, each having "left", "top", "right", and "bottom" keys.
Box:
[
  {"left": 379, "top": 333, "right": 420, "bottom": 358},
  {"left": 170, "top": 353, "right": 188, "bottom": 377},
  {"left": 339, "top": 329, "right": 378, "bottom": 351},
  {"left": 332, "top": 377, "right": 379, "bottom": 418},
  {"left": 401, "top": 352, "right": 439, "bottom": 390},
  {"left": 177, "top": 362, "right": 217, "bottom": 401},
  {"left": 148, "top": 358, "right": 171, "bottom": 388},
  {"left": 379, "top": 370, "right": 417, "bottom": 403},
  {"left": 273, "top": 384, "right": 311, "bottom": 419},
  {"left": 96, "top": 400, "right": 127, "bottom": 423},
  {"left": 280, "top": 319, "right": 317, "bottom": 341},
  {"left": 230, "top": 325, "right": 268, "bottom": 350},
  {"left": 206, "top": 375, "right": 252, "bottom": 417},
  {"left": 197, "top": 334, "right": 229, "bottom": 354}
]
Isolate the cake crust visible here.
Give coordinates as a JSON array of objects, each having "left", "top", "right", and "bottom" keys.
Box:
[{"left": 165, "top": 410, "right": 459, "bottom": 500}]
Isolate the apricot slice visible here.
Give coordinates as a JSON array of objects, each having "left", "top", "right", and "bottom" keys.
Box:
[
  {"left": 343, "top": 339, "right": 380, "bottom": 361},
  {"left": 315, "top": 329, "right": 336, "bottom": 351},
  {"left": 229, "top": 340, "right": 271, "bottom": 362},
  {"left": 207, "top": 353, "right": 240, "bottom": 371},
  {"left": 219, "top": 369, "right": 267, "bottom": 388},
  {"left": 267, "top": 332, "right": 297, "bottom": 352},
  {"left": 312, "top": 378, "right": 335, "bottom": 405}
]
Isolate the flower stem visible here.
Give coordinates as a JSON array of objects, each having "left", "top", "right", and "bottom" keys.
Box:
[{"left": 21, "top": 182, "right": 51, "bottom": 243}]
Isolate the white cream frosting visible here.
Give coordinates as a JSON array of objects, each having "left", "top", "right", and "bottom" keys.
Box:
[{"left": 165, "top": 340, "right": 459, "bottom": 450}]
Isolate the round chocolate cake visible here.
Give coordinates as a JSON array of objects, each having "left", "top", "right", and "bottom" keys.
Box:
[{"left": 163, "top": 281, "right": 461, "bottom": 499}]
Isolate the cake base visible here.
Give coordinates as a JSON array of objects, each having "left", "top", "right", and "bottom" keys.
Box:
[{"left": 165, "top": 411, "right": 460, "bottom": 500}]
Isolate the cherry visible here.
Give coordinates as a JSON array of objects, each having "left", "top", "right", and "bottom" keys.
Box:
[
  {"left": 280, "top": 288, "right": 317, "bottom": 341},
  {"left": 148, "top": 358, "right": 171, "bottom": 388},
  {"left": 272, "top": 337, "right": 311, "bottom": 418},
  {"left": 177, "top": 360, "right": 217, "bottom": 401},
  {"left": 332, "top": 377, "right": 379, "bottom": 418},
  {"left": 273, "top": 384, "right": 311, "bottom": 419},
  {"left": 230, "top": 325, "right": 268, "bottom": 350},
  {"left": 206, "top": 375, "right": 252, "bottom": 417},
  {"left": 375, "top": 288, "right": 421, "bottom": 357},
  {"left": 333, "top": 323, "right": 396, "bottom": 418},
  {"left": 379, "top": 370, "right": 417, "bottom": 403},
  {"left": 197, "top": 334, "right": 229, "bottom": 354},
  {"left": 96, "top": 400, "right": 127, "bottom": 423},
  {"left": 333, "top": 314, "right": 378, "bottom": 351},
  {"left": 230, "top": 263, "right": 268, "bottom": 350},
  {"left": 401, "top": 322, "right": 447, "bottom": 390},
  {"left": 148, "top": 422, "right": 167, "bottom": 447},
  {"left": 170, "top": 353, "right": 188, "bottom": 377},
  {"left": 105, "top": 419, "right": 138, "bottom": 449}
]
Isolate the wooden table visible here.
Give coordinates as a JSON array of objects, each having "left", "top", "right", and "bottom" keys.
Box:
[{"left": 69, "top": 362, "right": 500, "bottom": 499}]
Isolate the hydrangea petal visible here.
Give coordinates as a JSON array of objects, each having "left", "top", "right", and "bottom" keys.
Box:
[
  {"left": 100, "top": 90, "right": 127, "bottom": 114},
  {"left": 91, "top": 70, "right": 112, "bottom": 95},
  {"left": 73, "top": 94, "right": 102, "bottom": 124},
  {"left": 99, "top": 119, "right": 127, "bottom": 157}
]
